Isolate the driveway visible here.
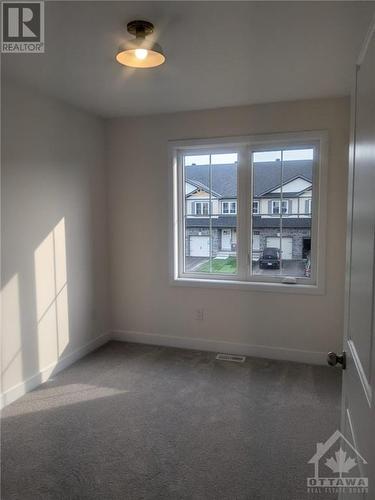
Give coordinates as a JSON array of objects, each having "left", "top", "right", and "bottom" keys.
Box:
[
  {"left": 185, "top": 258, "right": 306, "bottom": 276},
  {"left": 185, "top": 257, "right": 209, "bottom": 272},
  {"left": 253, "top": 260, "right": 306, "bottom": 277}
]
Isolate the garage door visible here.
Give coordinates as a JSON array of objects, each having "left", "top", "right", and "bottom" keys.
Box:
[
  {"left": 266, "top": 237, "right": 293, "bottom": 260},
  {"left": 190, "top": 236, "right": 210, "bottom": 257}
]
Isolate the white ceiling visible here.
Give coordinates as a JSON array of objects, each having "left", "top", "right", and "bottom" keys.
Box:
[{"left": 3, "top": 1, "right": 374, "bottom": 117}]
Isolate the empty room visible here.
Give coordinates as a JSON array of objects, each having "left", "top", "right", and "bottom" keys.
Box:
[{"left": 1, "top": 1, "right": 375, "bottom": 499}]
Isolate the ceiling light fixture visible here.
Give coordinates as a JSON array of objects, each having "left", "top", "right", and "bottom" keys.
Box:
[{"left": 116, "top": 20, "right": 165, "bottom": 68}]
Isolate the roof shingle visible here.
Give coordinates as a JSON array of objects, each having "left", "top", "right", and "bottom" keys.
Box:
[{"left": 185, "top": 160, "right": 313, "bottom": 198}]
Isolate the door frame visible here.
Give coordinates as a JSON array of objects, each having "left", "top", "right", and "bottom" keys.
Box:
[{"left": 221, "top": 229, "right": 232, "bottom": 251}]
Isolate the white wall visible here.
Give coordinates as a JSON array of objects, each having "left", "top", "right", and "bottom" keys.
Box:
[
  {"left": 107, "top": 97, "right": 349, "bottom": 363},
  {"left": 1, "top": 81, "right": 109, "bottom": 402}
]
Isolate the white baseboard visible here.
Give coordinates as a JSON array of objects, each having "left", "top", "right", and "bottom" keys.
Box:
[
  {"left": 1, "top": 332, "right": 111, "bottom": 410},
  {"left": 0, "top": 329, "right": 327, "bottom": 409},
  {"left": 111, "top": 330, "right": 326, "bottom": 366}
]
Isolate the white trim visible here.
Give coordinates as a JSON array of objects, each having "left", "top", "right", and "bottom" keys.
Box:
[
  {"left": 111, "top": 330, "right": 327, "bottom": 365},
  {"left": 344, "top": 408, "right": 367, "bottom": 481},
  {"left": 357, "top": 12, "right": 375, "bottom": 66},
  {"left": 173, "top": 276, "right": 323, "bottom": 294},
  {"left": 347, "top": 339, "right": 372, "bottom": 407},
  {"left": 0, "top": 327, "right": 328, "bottom": 409},
  {"left": 0, "top": 332, "right": 111, "bottom": 409}
]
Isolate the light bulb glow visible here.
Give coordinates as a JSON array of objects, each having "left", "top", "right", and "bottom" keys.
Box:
[
  {"left": 116, "top": 43, "right": 165, "bottom": 68},
  {"left": 135, "top": 48, "right": 148, "bottom": 60}
]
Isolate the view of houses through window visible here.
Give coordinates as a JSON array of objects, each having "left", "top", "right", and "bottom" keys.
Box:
[
  {"left": 184, "top": 153, "right": 238, "bottom": 274},
  {"left": 182, "top": 145, "right": 314, "bottom": 281},
  {"left": 252, "top": 148, "right": 313, "bottom": 278}
]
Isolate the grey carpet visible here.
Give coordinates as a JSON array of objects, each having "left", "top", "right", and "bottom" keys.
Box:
[{"left": 1, "top": 341, "right": 341, "bottom": 500}]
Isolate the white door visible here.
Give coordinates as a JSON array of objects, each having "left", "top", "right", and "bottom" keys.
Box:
[
  {"left": 190, "top": 236, "right": 209, "bottom": 257},
  {"left": 221, "top": 229, "right": 231, "bottom": 250},
  {"left": 252, "top": 234, "right": 261, "bottom": 261},
  {"left": 338, "top": 22, "right": 375, "bottom": 500},
  {"left": 266, "top": 237, "right": 293, "bottom": 259},
  {"left": 253, "top": 234, "right": 260, "bottom": 251}
]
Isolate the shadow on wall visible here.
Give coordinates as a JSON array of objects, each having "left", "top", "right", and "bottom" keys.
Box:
[{"left": 2, "top": 218, "right": 71, "bottom": 398}]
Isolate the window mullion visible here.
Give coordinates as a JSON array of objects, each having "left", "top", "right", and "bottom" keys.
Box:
[
  {"left": 237, "top": 146, "right": 250, "bottom": 280},
  {"left": 179, "top": 151, "right": 185, "bottom": 277},
  {"left": 209, "top": 154, "right": 213, "bottom": 273},
  {"left": 280, "top": 150, "right": 284, "bottom": 276}
]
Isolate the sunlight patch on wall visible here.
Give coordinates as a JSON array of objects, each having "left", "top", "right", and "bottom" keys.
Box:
[
  {"left": 56, "top": 285, "right": 69, "bottom": 354},
  {"left": 34, "top": 231, "right": 56, "bottom": 321},
  {"left": 54, "top": 218, "right": 67, "bottom": 292},
  {"left": 1, "top": 273, "right": 22, "bottom": 390},
  {"left": 34, "top": 230, "right": 58, "bottom": 367},
  {"left": 34, "top": 218, "right": 70, "bottom": 369},
  {"left": 54, "top": 219, "right": 69, "bottom": 354}
]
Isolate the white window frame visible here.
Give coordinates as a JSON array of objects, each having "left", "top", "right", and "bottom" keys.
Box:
[
  {"left": 195, "top": 201, "right": 209, "bottom": 216},
  {"left": 222, "top": 201, "right": 229, "bottom": 214},
  {"left": 272, "top": 200, "right": 280, "bottom": 214},
  {"left": 222, "top": 201, "right": 237, "bottom": 214},
  {"left": 253, "top": 200, "right": 260, "bottom": 214},
  {"left": 272, "top": 200, "right": 288, "bottom": 215},
  {"left": 305, "top": 198, "right": 312, "bottom": 215},
  {"left": 169, "top": 131, "right": 328, "bottom": 294}
]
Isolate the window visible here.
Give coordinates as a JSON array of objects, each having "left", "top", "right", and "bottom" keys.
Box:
[
  {"left": 172, "top": 132, "right": 327, "bottom": 290},
  {"left": 195, "top": 202, "right": 209, "bottom": 216},
  {"left": 271, "top": 200, "right": 288, "bottom": 215},
  {"left": 182, "top": 152, "right": 238, "bottom": 274},
  {"left": 222, "top": 201, "right": 237, "bottom": 214},
  {"left": 305, "top": 198, "right": 312, "bottom": 215}
]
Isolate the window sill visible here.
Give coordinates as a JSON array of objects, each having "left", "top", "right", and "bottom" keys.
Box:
[{"left": 172, "top": 276, "right": 324, "bottom": 295}]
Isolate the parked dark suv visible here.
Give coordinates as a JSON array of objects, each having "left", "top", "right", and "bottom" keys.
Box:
[{"left": 259, "top": 247, "right": 280, "bottom": 270}]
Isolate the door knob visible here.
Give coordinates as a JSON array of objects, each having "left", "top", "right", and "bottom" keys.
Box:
[{"left": 327, "top": 351, "right": 346, "bottom": 370}]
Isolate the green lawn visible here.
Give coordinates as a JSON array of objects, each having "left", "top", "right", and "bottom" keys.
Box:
[{"left": 197, "top": 256, "right": 237, "bottom": 274}]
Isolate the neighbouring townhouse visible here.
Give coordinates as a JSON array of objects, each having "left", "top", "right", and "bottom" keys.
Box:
[{"left": 185, "top": 159, "right": 312, "bottom": 262}]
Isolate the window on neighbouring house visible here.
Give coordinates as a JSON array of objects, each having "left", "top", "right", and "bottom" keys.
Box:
[
  {"left": 222, "top": 201, "right": 237, "bottom": 214},
  {"left": 173, "top": 133, "right": 325, "bottom": 288},
  {"left": 195, "top": 202, "right": 209, "bottom": 216},
  {"left": 305, "top": 198, "right": 312, "bottom": 214},
  {"left": 271, "top": 200, "right": 289, "bottom": 215}
]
